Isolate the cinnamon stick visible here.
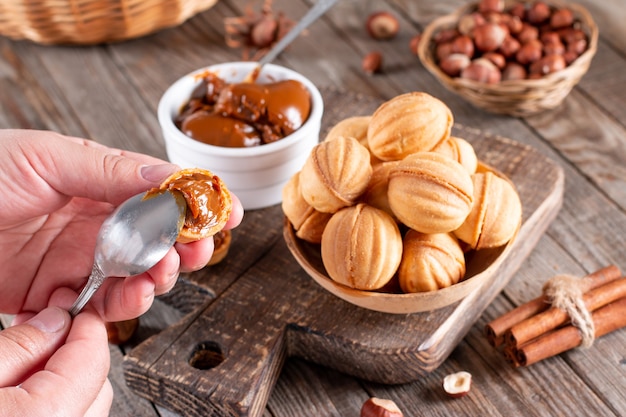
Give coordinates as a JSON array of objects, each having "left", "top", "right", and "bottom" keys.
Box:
[
  {"left": 484, "top": 265, "right": 621, "bottom": 347},
  {"left": 505, "top": 277, "right": 626, "bottom": 348},
  {"left": 513, "top": 297, "right": 626, "bottom": 367}
]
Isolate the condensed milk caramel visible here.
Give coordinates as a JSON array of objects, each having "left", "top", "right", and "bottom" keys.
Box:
[{"left": 175, "top": 71, "right": 312, "bottom": 147}]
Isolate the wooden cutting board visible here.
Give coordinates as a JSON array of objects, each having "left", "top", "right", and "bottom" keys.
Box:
[{"left": 123, "top": 89, "right": 564, "bottom": 417}]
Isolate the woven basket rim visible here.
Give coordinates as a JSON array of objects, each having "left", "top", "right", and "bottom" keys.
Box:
[
  {"left": 417, "top": 0, "right": 599, "bottom": 115},
  {"left": 0, "top": 0, "right": 218, "bottom": 45}
]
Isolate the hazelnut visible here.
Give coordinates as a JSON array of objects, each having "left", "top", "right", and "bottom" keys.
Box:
[
  {"left": 250, "top": 15, "right": 278, "bottom": 48},
  {"left": 443, "top": 371, "right": 472, "bottom": 398},
  {"left": 530, "top": 54, "right": 566, "bottom": 75},
  {"left": 509, "top": 3, "right": 526, "bottom": 20},
  {"left": 527, "top": 1, "right": 551, "bottom": 24},
  {"left": 516, "top": 39, "right": 543, "bottom": 65},
  {"left": 472, "top": 22, "right": 508, "bottom": 52},
  {"left": 321, "top": 204, "right": 402, "bottom": 291},
  {"left": 550, "top": 8, "right": 574, "bottom": 29},
  {"left": 361, "top": 397, "right": 404, "bottom": 417},
  {"left": 439, "top": 53, "right": 471, "bottom": 77},
  {"left": 502, "top": 62, "right": 527, "bottom": 81},
  {"left": 106, "top": 318, "right": 139, "bottom": 345},
  {"left": 366, "top": 11, "right": 400, "bottom": 40},
  {"left": 478, "top": 0, "right": 504, "bottom": 14},
  {"left": 483, "top": 11, "right": 506, "bottom": 25},
  {"left": 433, "top": 28, "right": 459, "bottom": 44},
  {"left": 567, "top": 38, "right": 588, "bottom": 55},
  {"left": 435, "top": 41, "right": 454, "bottom": 62},
  {"left": 460, "top": 58, "right": 501, "bottom": 84},
  {"left": 499, "top": 35, "right": 521, "bottom": 58},
  {"left": 409, "top": 33, "right": 422, "bottom": 55},
  {"left": 482, "top": 51, "right": 506, "bottom": 69},
  {"left": 543, "top": 38, "right": 565, "bottom": 55},
  {"left": 451, "top": 34, "right": 475, "bottom": 57},
  {"left": 507, "top": 15, "right": 524, "bottom": 35},
  {"left": 517, "top": 23, "right": 539, "bottom": 43},
  {"left": 563, "top": 50, "right": 579, "bottom": 65},
  {"left": 559, "top": 28, "right": 586, "bottom": 44},
  {"left": 362, "top": 51, "right": 383, "bottom": 74},
  {"left": 458, "top": 12, "right": 486, "bottom": 36}
]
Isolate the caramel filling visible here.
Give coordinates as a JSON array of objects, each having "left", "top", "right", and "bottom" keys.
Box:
[
  {"left": 163, "top": 172, "right": 224, "bottom": 235},
  {"left": 175, "top": 71, "right": 311, "bottom": 147}
]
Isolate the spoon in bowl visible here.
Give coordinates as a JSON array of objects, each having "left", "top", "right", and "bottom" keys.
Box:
[
  {"left": 243, "top": 0, "right": 340, "bottom": 83},
  {"left": 68, "top": 190, "right": 187, "bottom": 316}
]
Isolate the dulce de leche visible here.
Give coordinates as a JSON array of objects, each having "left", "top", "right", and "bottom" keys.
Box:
[
  {"left": 175, "top": 71, "right": 312, "bottom": 147},
  {"left": 148, "top": 168, "right": 233, "bottom": 243}
]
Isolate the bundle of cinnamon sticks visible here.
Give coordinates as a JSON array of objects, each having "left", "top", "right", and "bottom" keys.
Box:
[{"left": 485, "top": 265, "right": 626, "bottom": 367}]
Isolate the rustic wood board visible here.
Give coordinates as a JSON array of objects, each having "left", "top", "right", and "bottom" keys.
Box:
[{"left": 123, "top": 89, "right": 564, "bottom": 417}]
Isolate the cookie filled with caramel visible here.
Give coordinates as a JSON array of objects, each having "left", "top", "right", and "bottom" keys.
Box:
[{"left": 150, "top": 168, "right": 233, "bottom": 243}]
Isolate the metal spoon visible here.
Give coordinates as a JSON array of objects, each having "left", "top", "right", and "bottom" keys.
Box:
[
  {"left": 69, "top": 190, "right": 187, "bottom": 316},
  {"left": 243, "top": 0, "right": 340, "bottom": 83}
]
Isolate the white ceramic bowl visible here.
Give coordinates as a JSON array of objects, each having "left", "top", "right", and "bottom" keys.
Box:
[{"left": 158, "top": 62, "right": 324, "bottom": 210}]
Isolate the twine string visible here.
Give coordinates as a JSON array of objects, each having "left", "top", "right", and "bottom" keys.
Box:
[{"left": 542, "top": 274, "right": 596, "bottom": 348}]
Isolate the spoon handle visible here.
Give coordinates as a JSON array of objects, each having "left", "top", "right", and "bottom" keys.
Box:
[
  {"left": 69, "top": 264, "right": 107, "bottom": 317},
  {"left": 245, "top": 0, "right": 340, "bottom": 82}
]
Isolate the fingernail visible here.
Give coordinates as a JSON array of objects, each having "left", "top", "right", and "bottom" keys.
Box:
[
  {"left": 27, "top": 307, "right": 68, "bottom": 333},
  {"left": 140, "top": 164, "right": 177, "bottom": 183}
]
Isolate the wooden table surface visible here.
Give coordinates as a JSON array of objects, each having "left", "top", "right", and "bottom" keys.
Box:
[{"left": 1, "top": 0, "right": 625, "bottom": 416}]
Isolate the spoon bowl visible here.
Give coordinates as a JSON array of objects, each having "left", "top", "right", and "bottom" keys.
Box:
[{"left": 69, "top": 190, "right": 187, "bottom": 316}]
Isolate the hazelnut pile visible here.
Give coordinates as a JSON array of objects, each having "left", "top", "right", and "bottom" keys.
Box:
[
  {"left": 433, "top": 0, "right": 589, "bottom": 83},
  {"left": 283, "top": 91, "right": 522, "bottom": 294}
]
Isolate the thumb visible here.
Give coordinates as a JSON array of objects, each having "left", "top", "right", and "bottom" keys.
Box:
[
  {"left": 44, "top": 138, "right": 179, "bottom": 205},
  {"left": 0, "top": 307, "right": 70, "bottom": 387}
]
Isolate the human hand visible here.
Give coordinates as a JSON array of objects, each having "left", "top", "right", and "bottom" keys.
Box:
[
  {"left": 0, "top": 129, "right": 244, "bottom": 323},
  {"left": 0, "top": 305, "right": 112, "bottom": 417}
]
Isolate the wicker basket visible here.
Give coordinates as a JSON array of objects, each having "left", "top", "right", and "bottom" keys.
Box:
[
  {"left": 0, "top": 0, "right": 217, "bottom": 45},
  {"left": 418, "top": 0, "right": 598, "bottom": 117}
]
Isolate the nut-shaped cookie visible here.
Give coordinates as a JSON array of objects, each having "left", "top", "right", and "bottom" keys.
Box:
[
  {"left": 325, "top": 115, "right": 371, "bottom": 144},
  {"left": 282, "top": 172, "right": 332, "bottom": 243},
  {"left": 206, "top": 230, "right": 232, "bottom": 266},
  {"left": 282, "top": 172, "right": 312, "bottom": 230},
  {"left": 321, "top": 204, "right": 403, "bottom": 290},
  {"left": 151, "top": 168, "right": 232, "bottom": 243},
  {"left": 300, "top": 136, "right": 373, "bottom": 213},
  {"left": 360, "top": 161, "right": 400, "bottom": 220},
  {"left": 296, "top": 210, "right": 333, "bottom": 244},
  {"left": 388, "top": 152, "right": 474, "bottom": 234},
  {"left": 398, "top": 230, "right": 466, "bottom": 293},
  {"left": 432, "top": 136, "right": 478, "bottom": 175},
  {"left": 367, "top": 92, "right": 453, "bottom": 161},
  {"left": 454, "top": 171, "right": 522, "bottom": 249}
]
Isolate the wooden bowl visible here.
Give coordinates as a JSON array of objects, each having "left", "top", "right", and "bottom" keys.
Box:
[
  {"left": 284, "top": 163, "right": 519, "bottom": 314},
  {"left": 417, "top": 0, "right": 598, "bottom": 117}
]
